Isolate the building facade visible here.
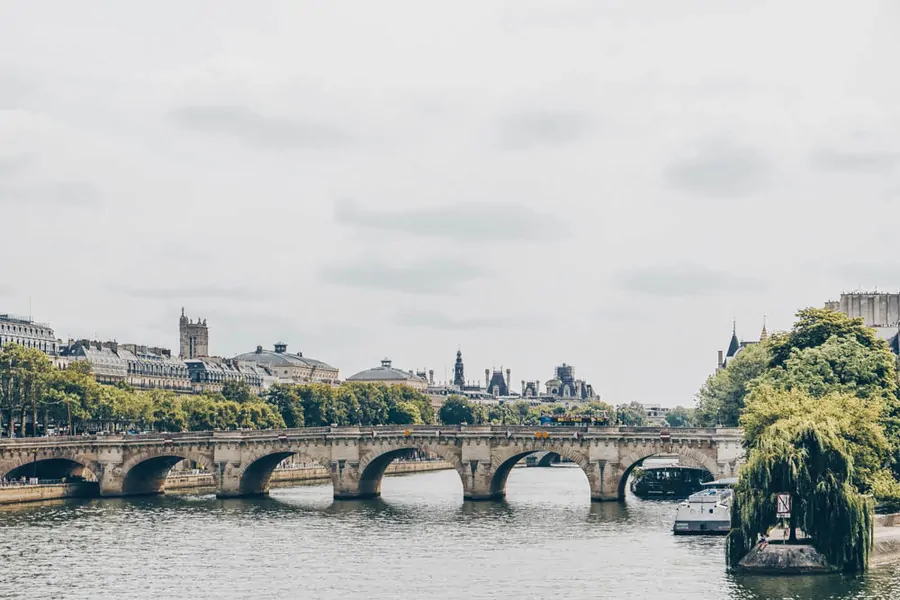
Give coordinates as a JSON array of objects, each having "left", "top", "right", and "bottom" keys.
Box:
[
  {"left": 60, "top": 340, "right": 193, "bottom": 392},
  {"left": 232, "top": 343, "right": 339, "bottom": 385},
  {"left": 184, "top": 357, "right": 269, "bottom": 395},
  {"left": 0, "top": 314, "right": 59, "bottom": 355},
  {"left": 346, "top": 358, "right": 429, "bottom": 391},
  {"left": 179, "top": 309, "right": 209, "bottom": 359}
]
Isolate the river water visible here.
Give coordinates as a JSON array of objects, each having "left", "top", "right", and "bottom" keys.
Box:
[{"left": 0, "top": 466, "right": 897, "bottom": 599}]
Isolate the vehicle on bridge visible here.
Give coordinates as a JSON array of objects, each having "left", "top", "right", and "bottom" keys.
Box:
[
  {"left": 538, "top": 414, "right": 610, "bottom": 427},
  {"left": 629, "top": 465, "right": 713, "bottom": 499}
]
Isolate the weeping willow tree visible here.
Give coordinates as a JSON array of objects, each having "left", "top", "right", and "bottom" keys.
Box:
[{"left": 726, "top": 416, "right": 874, "bottom": 572}]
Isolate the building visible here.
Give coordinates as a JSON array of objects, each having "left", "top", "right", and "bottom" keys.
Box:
[
  {"left": 179, "top": 308, "right": 209, "bottom": 359},
  {"left": 345, "top": 358, "right": 429, "bottom": 391},
  {"left": 453, "top": 350, "right": 465, "bottom": 387},
  {"left": 118, "top": 344, "right": 192, "bottom": 393},
  {"left": 716, "top": 320, "right": 767, "bottom": 370},
  {"left": 641, "top": 403, "right": 670, "bottom": 426},
  {"left": 485, "top": 368, "right": 510, "bottom": 397},
  {"left": 825, "top": 291, "right": 900, "bottom": 347},
  {"left": 542, "top": 363, "right": 595, "bottom": 401},
  {"left": 232, "top": 342, "right": 339, "bottom": 385},
  {"left": 184, "top": 357, "right": 270, "bottom": 395},
  {"left": 0, "top": 314, "right": 59, "bottom": 355},
  {"left": 59, "top": 340, "right": 192, "bottom": 392},
  {"left": 825, "top": 291, "right": 900, "bottom": 363}
]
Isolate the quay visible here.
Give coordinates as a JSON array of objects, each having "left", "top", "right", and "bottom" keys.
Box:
[{"left": 0, "top": 425, "right": 743, "bottom": 502}]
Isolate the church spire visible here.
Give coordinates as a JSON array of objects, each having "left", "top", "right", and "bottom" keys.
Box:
[
  {"left": 760, "top": 315, "right": 768, "bottom": 341},
  {"left": 726, "top": 320, "right": 740, "bottom": 357}
]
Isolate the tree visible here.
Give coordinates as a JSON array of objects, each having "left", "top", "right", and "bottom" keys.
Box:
[
  {"left": 439, "top": 396, "right": 484, "bottom": 425},
  {"left": 487, "top": 403, "right": 517, "bottom": 425},
  {"left": 616, "top": 401, "right": 646, "bottom": 426},
  {"left": 742, "top": 386, "right": 890, "bottom": 491},
  {"left": 695, "top": 342, "right": 770, "bottom": 427},
  {"left": 221, "top": 380, "right": 254, "bottom": 404},
  {"left": 769, "top": 307, "right": 886, "bottom": 368},
  {"left": 665, "top": 406, "right": 695, "bottom": 428},
  {"left": 389, "top": 400, "right": 423, "bottom": 425},
  {"left": 727, "top": 410, "right": 874, "bottom": 572},
  {"left": 264, "top": 384, "right": 304, "bottom": 428}
]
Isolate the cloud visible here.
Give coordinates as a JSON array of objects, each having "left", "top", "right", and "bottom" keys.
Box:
[
  {"left": 615, "top": 264, "right": 767, "bottom": 297},
  {"left": 394, "top": 308, "right": 526, "bottom": 330},
  {"left": 0, "top": 181, "right": 100, "bottom": 207},
  {"left": 320, "top": 257, "right": 492, "bottom": 294},
  {"left": 498, "top": 111, "right": 593, "bottom": 150},
  {"left": 810, "top": 148, "right": 899, "bottom": 173},
  {"left": 335, "top": 199, "right": 564, "bottom": 242},
  {"left": 0, "top": 155, "right": 29, "bottom": 177},
  {"left": 116, "top": 285, "right": 259, "bottom": 301},
  {"left": 664, "top": 138, "right": 771, "bottom": 198},
  {"left": 170, "top": 105, "right": 349, "bottom": 149},
  {"left": 830, "top": 263, "right": 900, "bottom": 285}
]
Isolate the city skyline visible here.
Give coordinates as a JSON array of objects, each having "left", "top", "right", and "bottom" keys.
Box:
[{"left": 3, "top": 1, "right": 899, "bottom": 406}]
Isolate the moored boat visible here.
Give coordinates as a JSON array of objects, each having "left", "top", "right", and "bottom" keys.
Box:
[
  {"left": 672, "top": 478, "right": 737, "bottom": 535},
  {"left": 629, "top": 465, "right": 712, "bottom": 499}
]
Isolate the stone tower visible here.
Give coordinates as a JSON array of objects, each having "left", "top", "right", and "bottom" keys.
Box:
[
  {"left": 453, "top": 349, "right": 465, "bottom": 388},
  {"left": 179, "top": 308, "right": 209, "bottom": 359}
]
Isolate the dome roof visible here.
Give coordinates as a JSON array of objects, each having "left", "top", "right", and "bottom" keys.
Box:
[{"left": 347, "top": 358, "right": 426, "bottom": 383}]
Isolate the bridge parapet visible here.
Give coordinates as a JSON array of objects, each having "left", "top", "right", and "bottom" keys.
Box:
[{"left": 0, "top": 425, "right": 745, "bottom": 503}]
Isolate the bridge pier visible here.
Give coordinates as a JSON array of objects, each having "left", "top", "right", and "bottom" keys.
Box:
[{"left": 0, "top": 427, "right": 745, "bottom": 504}]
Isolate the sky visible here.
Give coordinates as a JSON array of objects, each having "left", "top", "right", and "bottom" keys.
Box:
[{"left": 2, "top": 1, "right": 899, "bottom": 406}]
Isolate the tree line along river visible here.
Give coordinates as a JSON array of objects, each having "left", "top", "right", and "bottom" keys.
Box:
[{"left": 0, "top": 466, "right": 898, "bottom": 600}]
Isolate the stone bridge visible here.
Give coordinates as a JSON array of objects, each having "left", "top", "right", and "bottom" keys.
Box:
[{"left": 0, "top": 425, "right": 744, "bottom": 502}]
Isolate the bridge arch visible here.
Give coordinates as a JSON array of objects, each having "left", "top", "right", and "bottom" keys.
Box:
[
  {"left": 118, "top": 448, "right": 213, "bottom": 496},
  {"left": 234, "top": 447, "right": 331, "bottom": 497},
  {"left": 615, "top": 445, "right": 719, "bottom": 500},
  {"left": 3, "top": 456, "right": 98, "bottom": 482},
  {"left": 488, "top": 444, "right": 593, "bottom": 500},
  {"left": 354, "top": 440, "right": 464, "bottom": 499}
]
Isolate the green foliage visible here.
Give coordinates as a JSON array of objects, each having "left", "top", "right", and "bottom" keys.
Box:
[
  {"left": 220, "top": 380, "right": 255, "bottom": 403},
  {"left": 616, "top": 401, "right": 647, "bottom": 426},
  {"left": 439, "top": 395, "right": 486, "bottom": 425},
  {"left": 769, "top": 308, "right": 886, "bottom": 369},
  {"left": 265, "top": 382, "right": 434, "bottom": 427},
  {"left": 727, "top": 414, "right": 874, "bottom": 572},
  {"left": 665, "top": 406, "right": 695, "bottom": 427},
  {"left": 741, "top": 387, "right": 889, "bottom": 489},
  {"left": 695, "top": 342, "right": 771, "bottom": 427}
]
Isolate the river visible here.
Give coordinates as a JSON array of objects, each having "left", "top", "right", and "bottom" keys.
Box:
[{"left": 0, "top": 466, "right": 897, "bottom": 599}]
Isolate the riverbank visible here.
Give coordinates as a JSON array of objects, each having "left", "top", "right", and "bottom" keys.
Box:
[
  {"left": 736, "top": 514, "right": 900, "bottom": 573},
  {"left": 166, "top": 460, "right": 454, "bottom": 493},
  {"left": 0, "top": 460, "right": 453, "bottom": 506},
  {"left": 0, "top": 482, "right": 98, "bottom": 506}
]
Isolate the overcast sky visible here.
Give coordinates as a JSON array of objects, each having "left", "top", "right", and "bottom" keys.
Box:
[{"left": 2, "top": 1, "right": 899, "bottom": 406}]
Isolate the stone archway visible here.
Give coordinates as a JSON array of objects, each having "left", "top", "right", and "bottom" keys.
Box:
[
  {"left": 614, "top": 445, "right": 719, "bottom": 500},
  {"left": 115, "top": 448, "right": 214, "bottom": 496},
  {"left": 487, "top": 443, "right": 594, "bottom": 501},
  {"left": 352, "top": 440, "right": 465, "bottom": 500},
  {"left": 231, "top": 447, "right": 332, "bottom": 498},
  {"left": 2, "top": 456, "right": 98, "bottom": 482}
]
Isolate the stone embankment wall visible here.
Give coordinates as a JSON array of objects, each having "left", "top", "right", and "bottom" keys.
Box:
[
  {"left": 737, "top": 514, "right": 900, "bottom": 573},
  {"left": 165, "top": 460, "right": 454, "bottom": 492},
  {"left": 0, "top": 482, "right": 98, "bottom": 506}
]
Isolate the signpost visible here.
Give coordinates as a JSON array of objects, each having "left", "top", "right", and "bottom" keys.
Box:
[{"left": 776, "top": 493, "right": 791, "bottom": 518}]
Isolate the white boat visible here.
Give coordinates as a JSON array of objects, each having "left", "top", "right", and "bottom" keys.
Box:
[{"left": 672, "top": 477, "right": 737, "bottom": 535}]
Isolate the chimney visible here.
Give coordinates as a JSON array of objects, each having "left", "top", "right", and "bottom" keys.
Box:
[
  {"left": 535, "top": 380, "right": 541, "bottom": 395},
  {"left": 485, "top": 368, "right": 490, "bottom": 388},
  {"left": 717, "top": 350, "right": 724, "bottom": 368},
  {"left": 521, "top": 380, "right": 526, "bottom": 395},
  {"left": 506, "top": 368, "right": 511, "bottom": 389},
  {"left": 429, "top": 369, "right": 434, "bottom": 385}
]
